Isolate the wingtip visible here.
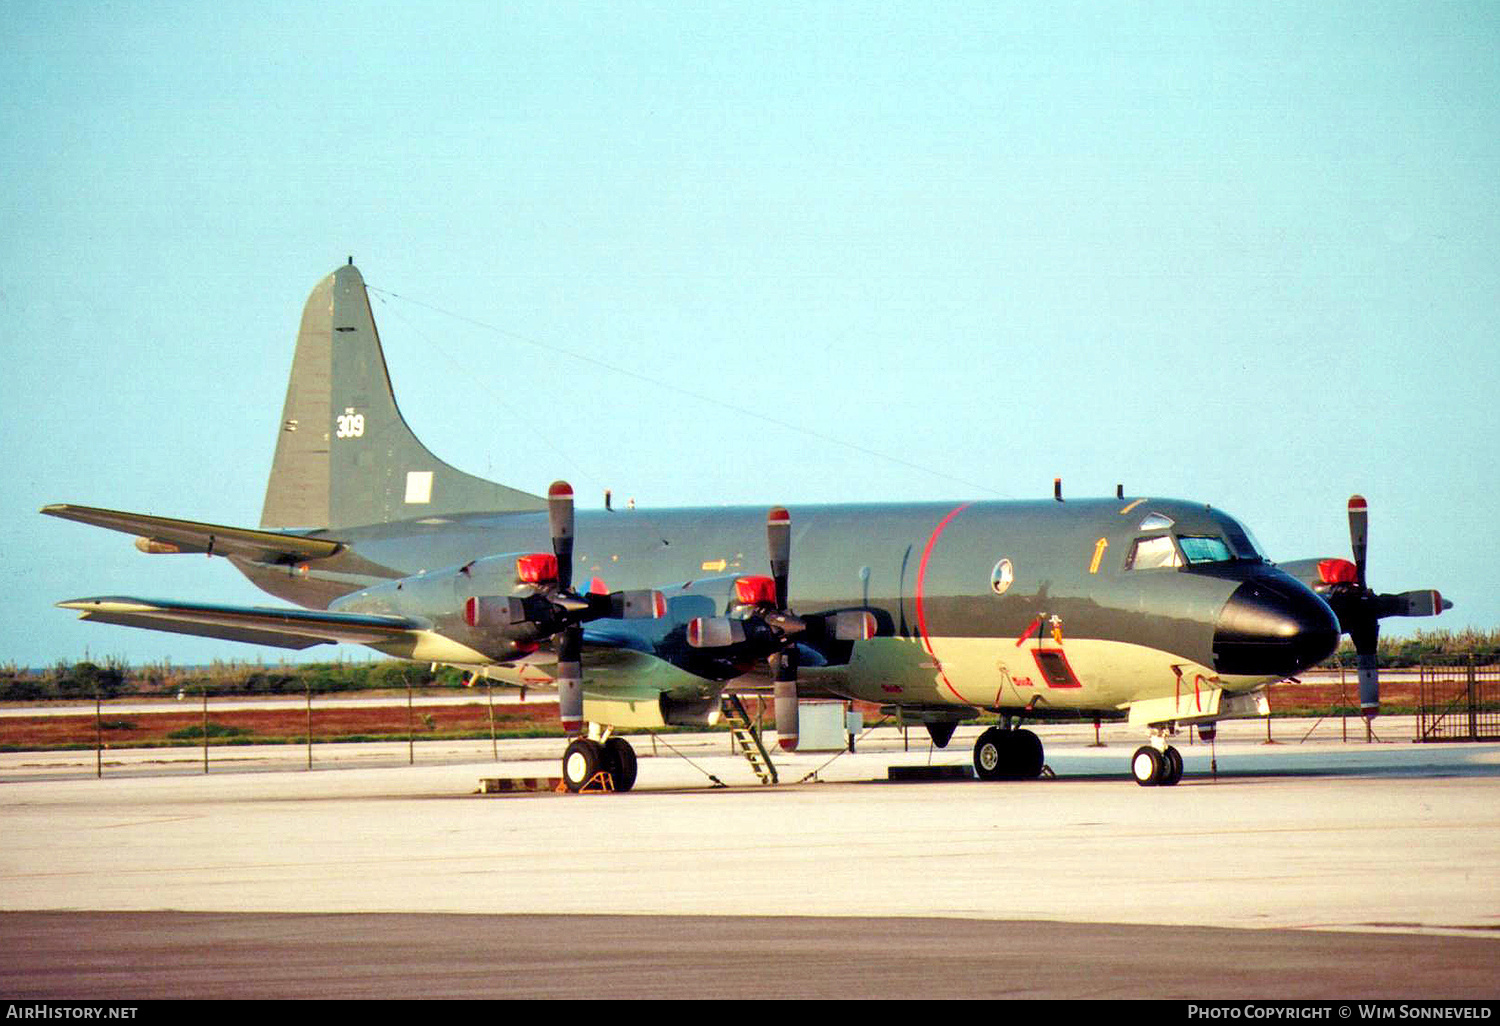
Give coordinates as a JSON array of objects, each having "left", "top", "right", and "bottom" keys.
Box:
[{"left": 56, "top": 596, "right": 150, "bottom": 613}]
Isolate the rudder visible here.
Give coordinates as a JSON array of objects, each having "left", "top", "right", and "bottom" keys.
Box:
[{"left": 261, "top": 261, "right": 545, "bottom": 529}]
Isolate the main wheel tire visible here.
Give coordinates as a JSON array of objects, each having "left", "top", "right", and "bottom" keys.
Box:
[
  {"left": 1160, "top": 745, "right": 1183, "bottom": 786},
  {"left": 973, "top": 727, "right": 1007, "bottom": 781},
  {"left": 603, "top": 737, "right": 638, "bottom": 792},
  {"left": 562, "top": 738, "right": 604, "bottom": 792},
  {"left": 1012, "top": 729, "right": 1045, "bottom": 779},
  {"left": 1131, "top": 745, "right": 1163, "bottom": 787}
]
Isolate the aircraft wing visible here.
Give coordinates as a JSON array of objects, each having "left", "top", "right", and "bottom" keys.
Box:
[
  {"left": 57, "top": 597, "right": 425, "bottom": 651},
  {"left": 41, "top": 504, "right": 341, "bottom": 564}
]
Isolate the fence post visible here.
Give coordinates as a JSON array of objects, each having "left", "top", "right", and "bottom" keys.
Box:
[
  {"left": 488, "top": 679, "right": 498, "bottom": 761},
  {"left": 1468, "top": 655, "right": 1478, "bottom": 741}
]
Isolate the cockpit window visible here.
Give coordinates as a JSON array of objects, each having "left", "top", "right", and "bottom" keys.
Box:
[
  {"left": 1223, "top": 523, "right": 1265, "bottom": 561},
  {"left": 1138, "top": 512, "right": 1174, "bottom": 531},
  {"left": 1178, "top": 535, "right": 1234, "bottom": 565},
  {"left": 1126, "top": 535, "right": 1182, "bottom": 570}
]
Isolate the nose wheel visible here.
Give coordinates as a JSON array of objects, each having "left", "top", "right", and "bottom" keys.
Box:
[{"left": 1131, "top": 744, "right": 1183, "bottom": 786}]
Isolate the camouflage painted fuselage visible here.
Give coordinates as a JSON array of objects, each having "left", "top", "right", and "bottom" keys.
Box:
[{"left": 233, "top": 495, "right": 1333, "bottom": 724}]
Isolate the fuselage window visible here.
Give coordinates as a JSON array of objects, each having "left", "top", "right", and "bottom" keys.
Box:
[
  {"left": 1126, "top": 535, "right": 1182, "bottom": 570},
  {"left": 1178, "top": 535, "right": 1234, "bottom": 565}
]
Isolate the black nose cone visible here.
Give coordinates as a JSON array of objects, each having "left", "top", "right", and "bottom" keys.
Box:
[{"left": 1213, "top": 576, "right": 1340, "bottom": 677}]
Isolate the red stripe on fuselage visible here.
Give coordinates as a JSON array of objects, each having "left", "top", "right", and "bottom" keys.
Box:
[{"left": 915, "top": 503, "right": 972, "bottom": 702}]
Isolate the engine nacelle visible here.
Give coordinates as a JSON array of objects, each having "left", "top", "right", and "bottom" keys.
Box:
[{"left": 580, "top": 692, "right": 722, "bottom": 729}]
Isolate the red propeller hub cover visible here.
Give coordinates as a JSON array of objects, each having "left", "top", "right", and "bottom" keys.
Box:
[
  {"left": 1317, "top": 558, "right": 1358, "bottom": 585},
  {"left": 516, "top": 552, "right": 559, "bottom": 584},
  {"left": 734, "top": 575, "right": 777, "bottom": 606}
]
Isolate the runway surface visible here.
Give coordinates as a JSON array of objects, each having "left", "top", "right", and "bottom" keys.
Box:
[
  {"left": 4, "top": 911, "right": 1496, "bottom": 999},
  {"left": 3, "top": 720, "right": 1497, "bottom": 999}
]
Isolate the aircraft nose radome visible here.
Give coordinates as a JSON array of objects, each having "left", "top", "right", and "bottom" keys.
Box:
[{"left": 1212, "top": 577, "right": 1341, "bottom": 677}]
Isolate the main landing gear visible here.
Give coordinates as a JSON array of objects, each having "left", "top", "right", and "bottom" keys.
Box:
[
  {"left": 561, "top": 734, "right": 638, "bottom": 792},
  {"left": 1130, "top": 739, "right": 1183, "bottom": 787},
  {"left": 972, "top": 726, "right": 1045, "bottom": 781}
]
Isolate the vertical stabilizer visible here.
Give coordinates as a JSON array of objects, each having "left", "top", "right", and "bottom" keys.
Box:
[{"left": 261, "top": 262, "right": 545, "bottom": 530}]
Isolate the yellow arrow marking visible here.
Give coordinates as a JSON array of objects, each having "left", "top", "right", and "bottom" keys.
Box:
[{"left": 1089, "top": 537, "right": 1108, "bottom": 574}]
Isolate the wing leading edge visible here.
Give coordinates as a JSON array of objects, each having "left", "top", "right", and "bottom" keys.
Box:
[
  {"left": 57, "top": 597, "right": 425, "bottom": 650},
  {"left": 41, "top": 505, "right": 341, "bottom": 564},
  {"left": 51, "top": 594, "right": 675, "bottom": 681}
]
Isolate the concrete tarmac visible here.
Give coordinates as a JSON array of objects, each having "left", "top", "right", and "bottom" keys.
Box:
[{"left": 2, "top": 720, "right": 1497, "bottom": 999}]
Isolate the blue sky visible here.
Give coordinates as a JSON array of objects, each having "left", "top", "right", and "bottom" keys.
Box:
[{"left": 2, "top": 1, "right": 1496, "bottom": 667}]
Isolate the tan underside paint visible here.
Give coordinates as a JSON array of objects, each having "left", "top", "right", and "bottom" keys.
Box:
[
  {"left": 1125, "top": 687, "right": 1271, "bottom": 727},
  {"left": 450, "top": 649, "right": 723, "bottom": 729},
  {"left": 372, "top": 631, "right": 493, "bottom": 665},
  {"left": 828, "top": 635, "right": 1274, "bottom": 714},
  {"left": 448, "top": 635, "right": 1279, "bottom": 730}
]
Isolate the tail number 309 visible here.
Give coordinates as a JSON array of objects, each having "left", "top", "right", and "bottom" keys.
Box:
[{"left": 336, "top": 409, "right": 365, "bottom": 439}]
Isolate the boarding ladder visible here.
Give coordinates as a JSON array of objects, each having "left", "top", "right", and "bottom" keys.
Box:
[{"left": 723, "top": 694, "right": 778, "bottom": 785}]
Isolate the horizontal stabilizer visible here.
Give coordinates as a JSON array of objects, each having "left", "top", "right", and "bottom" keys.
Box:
[
  {"left": 41, "top": 505, "right": 342, "bottom": 564},
  {"left": 58, "top": 597, "right": 424, "bottom": 650}
]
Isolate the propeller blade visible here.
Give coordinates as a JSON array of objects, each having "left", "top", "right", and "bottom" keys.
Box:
[
  {"left": 686, "top": 616, "right": 747, "bottom": 648},
  {"left": 826, "top": 610, "right": 877, "bottom": 642},
  {"left": 772, "top": 647, "right": 799, "bottom": 751},
  {"left": 767, "top": 507, "right": 790, "bottom": 611},
  {"left": 557, "top": 623, "right": 583, "bottom": 733},
  {"left": 548, "top": 481, "right": 575, "bottom": 592},
  {"left": 1378, "top": 589, "right": 1450, "bottom": 618},
  {"left": 607, "top": 589, "right": 667, "bottom": 620},
  {"left": 1348, "top": 495, "right": 1369, "bottom": 589},
  {"left": 1356, "top": 651, "right": 1380, "bottom": 718},
  {"left": 1349, "top": 619, "right": 1380, "bottom": 718}
]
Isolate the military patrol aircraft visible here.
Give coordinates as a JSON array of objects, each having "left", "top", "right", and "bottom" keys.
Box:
[{"left": 45, "top": 262, "right": 1452, "bottom": 789}]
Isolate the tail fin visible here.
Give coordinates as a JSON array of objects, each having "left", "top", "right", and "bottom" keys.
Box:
[{"left": 260, "top": 261, "right": 545, "bottom": 530}]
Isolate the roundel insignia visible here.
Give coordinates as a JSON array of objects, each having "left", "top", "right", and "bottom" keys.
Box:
[{"left": 990, "top": 558, "right": 1014, "bottom": 595}]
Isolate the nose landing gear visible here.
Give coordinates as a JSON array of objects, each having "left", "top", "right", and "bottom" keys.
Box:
[{"left": 1131, "top": 737, "right": 1183, "bottom": 787}]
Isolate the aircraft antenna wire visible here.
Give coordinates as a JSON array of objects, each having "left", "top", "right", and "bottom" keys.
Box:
[
  {"left": 370, "top": 288, "right": 678, "bottom": 544},
  {"left": 367, "top": 284, "right": 1007, "bottom": 499},
  {"left": 367, "top": 289, "right": 603, "bottom": 489}
]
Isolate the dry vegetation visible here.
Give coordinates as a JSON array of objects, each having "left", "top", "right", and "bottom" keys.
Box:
[{"left": 1, "top": 630, "right": 1493, "bottom": 751}]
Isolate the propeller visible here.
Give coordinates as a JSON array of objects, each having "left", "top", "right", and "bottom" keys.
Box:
[
  {"left": 766, "top": 507, "right": 799, "bottom": 751},
  {"left": 1315, "top": 495, "right": 1453, "bottom": 719},
  {"left": 549, "top": 482, "right": 585, "bottom": 734},
  {"left": 461, "top": 480, "right": 664, "bottom": 735},
  {"left": 686, "top": 506, "right": 875, "bottom": 751}
]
